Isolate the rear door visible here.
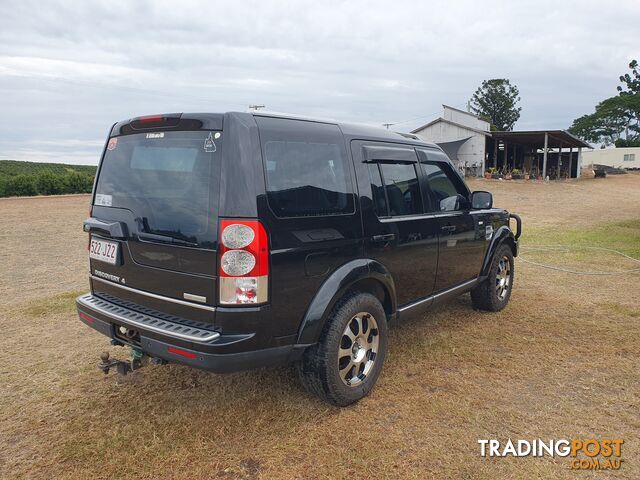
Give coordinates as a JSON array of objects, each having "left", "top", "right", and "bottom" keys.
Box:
[
  {"left": 352, "top": 141, "right": 439, "bottom": 306},
  {"left": 88, "top": 129, "right": 222, "bottom": 322},
  {"left": 416, "top": 149, "right": 489, "bottom": 291}
]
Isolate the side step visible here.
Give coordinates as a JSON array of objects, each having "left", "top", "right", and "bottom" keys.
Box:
[{"left": 77, "top": 294, "right": 221, "bottom": 344}]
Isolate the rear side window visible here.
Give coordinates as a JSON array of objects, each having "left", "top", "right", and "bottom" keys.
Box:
[
  {"left": 371, "top": 162, "right": 422, "bottom": 216},
  {"left": 256, "top": 117, "right": 354, "bottom": 217}
]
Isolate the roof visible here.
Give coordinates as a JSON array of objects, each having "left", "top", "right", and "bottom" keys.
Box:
[
  {"left": 491, "top": 130, "right": 592, "bottom": 149},
  {"left": 411, "top": 117, "right": 492, "bottom": 136},
  {"left": 252, "top": 111, "right": 438, "bottom": 148}
]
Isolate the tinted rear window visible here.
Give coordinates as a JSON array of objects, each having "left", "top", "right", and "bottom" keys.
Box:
[
  {"left": 378, "top": 162, "right": 423, "bottom": 216},
  {"left": 94, "top": 131, "right": 221, "bottom": 248},
  {"left": 256, "top": 116, "right": 354, "bottom": 218}
]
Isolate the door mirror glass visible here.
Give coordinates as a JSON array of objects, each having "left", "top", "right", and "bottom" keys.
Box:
[{"left": 471, "top": 191, "right": 492, "bottom": 209}]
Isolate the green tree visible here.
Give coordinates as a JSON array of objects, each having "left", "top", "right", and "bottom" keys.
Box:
[
  {"left": 469, "top": 79, "right": 522, "bottom": 131},
  {"left": 568, "top": 95, "right": 639, "bottom": 146}
]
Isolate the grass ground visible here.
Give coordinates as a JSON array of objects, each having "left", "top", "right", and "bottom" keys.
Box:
[{"left": 1, "top": 174, "right": 639, "bottom": 479}]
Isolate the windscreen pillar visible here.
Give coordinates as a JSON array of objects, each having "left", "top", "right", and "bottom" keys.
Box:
[{"left": 542, "top": 132, "right": 549, "bottom": 179}]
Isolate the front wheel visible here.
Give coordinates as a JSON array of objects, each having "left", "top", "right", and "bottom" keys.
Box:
[
  {"left": 471, "top": 244, "right": 514, "bottom": 311},
  {"left": 296, "top": 292, "right": 388, "bottom": 406}
]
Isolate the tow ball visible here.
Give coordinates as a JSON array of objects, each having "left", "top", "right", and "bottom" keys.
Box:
[{"left": 98, "top": 348, "right": 146, "bottom": 376}]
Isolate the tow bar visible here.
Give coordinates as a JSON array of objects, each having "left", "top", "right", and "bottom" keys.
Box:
[{"left": 98, "top": 349, "right": 147, "bottom": 376}]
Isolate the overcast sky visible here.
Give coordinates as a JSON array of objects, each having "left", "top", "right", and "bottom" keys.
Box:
[{"left": 0, "top": 0, "right": 638, "bottom": 164}]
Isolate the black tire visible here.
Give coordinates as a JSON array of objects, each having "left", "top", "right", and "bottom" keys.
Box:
[
  {"left": 296, "top": 292, "right": 388, "bottom": 406},
  {"left": 471, "top": 243, "right": 514, "bottom": 312}
]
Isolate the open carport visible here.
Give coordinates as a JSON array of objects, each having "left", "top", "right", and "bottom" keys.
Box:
[{"left": 487, "top": 130, "right": 592, "bottom": 179}]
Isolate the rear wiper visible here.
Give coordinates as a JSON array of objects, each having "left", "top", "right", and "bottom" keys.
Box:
[{"left": 138, "top": 232, "right": 198, "bottom": 247}]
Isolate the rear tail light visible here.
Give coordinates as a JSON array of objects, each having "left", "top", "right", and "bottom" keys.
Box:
[{"left": 218, "top": 220, "right": 268, "bottom": 305}]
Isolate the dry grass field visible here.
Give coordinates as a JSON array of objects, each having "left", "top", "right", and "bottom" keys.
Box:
[{"left": 1, "top": 175, "right": 639, "bottom": 479}]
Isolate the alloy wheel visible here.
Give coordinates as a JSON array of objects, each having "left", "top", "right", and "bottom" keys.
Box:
[
  {"left": 338, "top": 312, "right": 380, "bottom": 387},
  {"left": 496, "top": 255, "right": 511, "bottom": 300}
]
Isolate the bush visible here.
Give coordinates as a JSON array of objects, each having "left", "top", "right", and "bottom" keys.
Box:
[
  {"left": 36, "top": 172, "right": 66, "bottom": 195},
  {"left": 5, "top": 175, "right": 37, "bottom": 196},
  {"left": 64, "top": 171, "right": 94, "bottom": 194},
  {"left": 0, "top": 160, "right": 97, "bottom": 197}
]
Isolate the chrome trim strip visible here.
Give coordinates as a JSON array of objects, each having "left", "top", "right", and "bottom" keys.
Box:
[
  {"left": 397, "top": 278, "right": 478, "bottom": 313},
  {"left": 90, "top": 275, "right": 216, "bottom": 312},
  {"left": 183, "top": 293, "right": 207, "bottom": 303},
  {"left": 77, "top": 295, "right": 220, "bottom": 343}
]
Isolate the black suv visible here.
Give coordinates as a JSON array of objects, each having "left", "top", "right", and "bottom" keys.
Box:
[{"left": 76, "top": 112, "right": 521, "bottom": 405}]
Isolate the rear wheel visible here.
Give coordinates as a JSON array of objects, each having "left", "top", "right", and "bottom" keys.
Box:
[
  {"left": 471, "top": 244, "right": 514, "bottom": 311},
  {"left": 296, "top": 292, "right": 388, "bottom": 406}
]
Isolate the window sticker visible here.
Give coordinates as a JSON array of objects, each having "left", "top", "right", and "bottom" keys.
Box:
[
  {"left": 95, "top": 193, "right": 112, "bottom": 207},
  {"left": 146, "top": 132, "right": 164, "bottom": 139},
  {"left": 107, "top": 138, "right": 118, "bottom": 151},
  {"left": 204, "top": 132, "right": 217, "bottom": 153}
]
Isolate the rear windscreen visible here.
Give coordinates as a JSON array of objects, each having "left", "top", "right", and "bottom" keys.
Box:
[{"left": 94, "top": 131, "right": 221, "bottom": 249}]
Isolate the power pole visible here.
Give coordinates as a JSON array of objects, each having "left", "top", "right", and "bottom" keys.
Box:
[
  {"left": 382, "top": 123, "right": 394, "bottom": 130},
  {"left": 249, "top": 104, "right": 266, "bottom": 111}
]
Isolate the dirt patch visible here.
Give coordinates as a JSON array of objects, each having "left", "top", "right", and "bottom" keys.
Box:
[
  {"left": 0, "top": 194, "right": 90, "bottom": 306},
  {"left": 467, "top": 172, "right": 640, "bottom": 229}
]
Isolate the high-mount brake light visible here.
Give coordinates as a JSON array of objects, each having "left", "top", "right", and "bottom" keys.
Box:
[
  {"left": 218, "top": 220, "right": 269, "bottom": 305},
  {"left": 130, "top": 113, "right": 181, "bottom": 130},
  {"left": 138, "top": 115, "right": 164, "bottom": 124}
]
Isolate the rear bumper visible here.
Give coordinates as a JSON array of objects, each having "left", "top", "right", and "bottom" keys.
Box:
[{"left": 76, "top": 293, "right": 302, "bottom": 373}]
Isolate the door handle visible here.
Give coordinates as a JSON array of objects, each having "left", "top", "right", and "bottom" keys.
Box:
[
  {"left": 440, "top": 225, "right": 456, "bottom": 233},
  {"left": 371, "top": 233, "right": 396, "bottom": 243}
]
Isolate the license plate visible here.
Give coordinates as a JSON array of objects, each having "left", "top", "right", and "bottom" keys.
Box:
[{"left": 89, "top": 237, "right": 119, "bottom": 265}]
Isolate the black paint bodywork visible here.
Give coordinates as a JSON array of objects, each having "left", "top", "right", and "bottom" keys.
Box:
[{"left": 77, "top": 112, "right": 519, "bottom": 372}]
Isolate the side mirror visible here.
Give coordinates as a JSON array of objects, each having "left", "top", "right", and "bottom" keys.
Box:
[{"left": 471, "top": 191, "right": 493, "bottom": 209}]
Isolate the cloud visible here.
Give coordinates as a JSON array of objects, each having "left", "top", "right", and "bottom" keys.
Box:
[{"left": 0, "top": 0, "right": 638, "bottom": 164}]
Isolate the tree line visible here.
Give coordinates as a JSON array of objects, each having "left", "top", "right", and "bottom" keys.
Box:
[{"left": 0, "top": 160, "right": 96, "bottom": 197}]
